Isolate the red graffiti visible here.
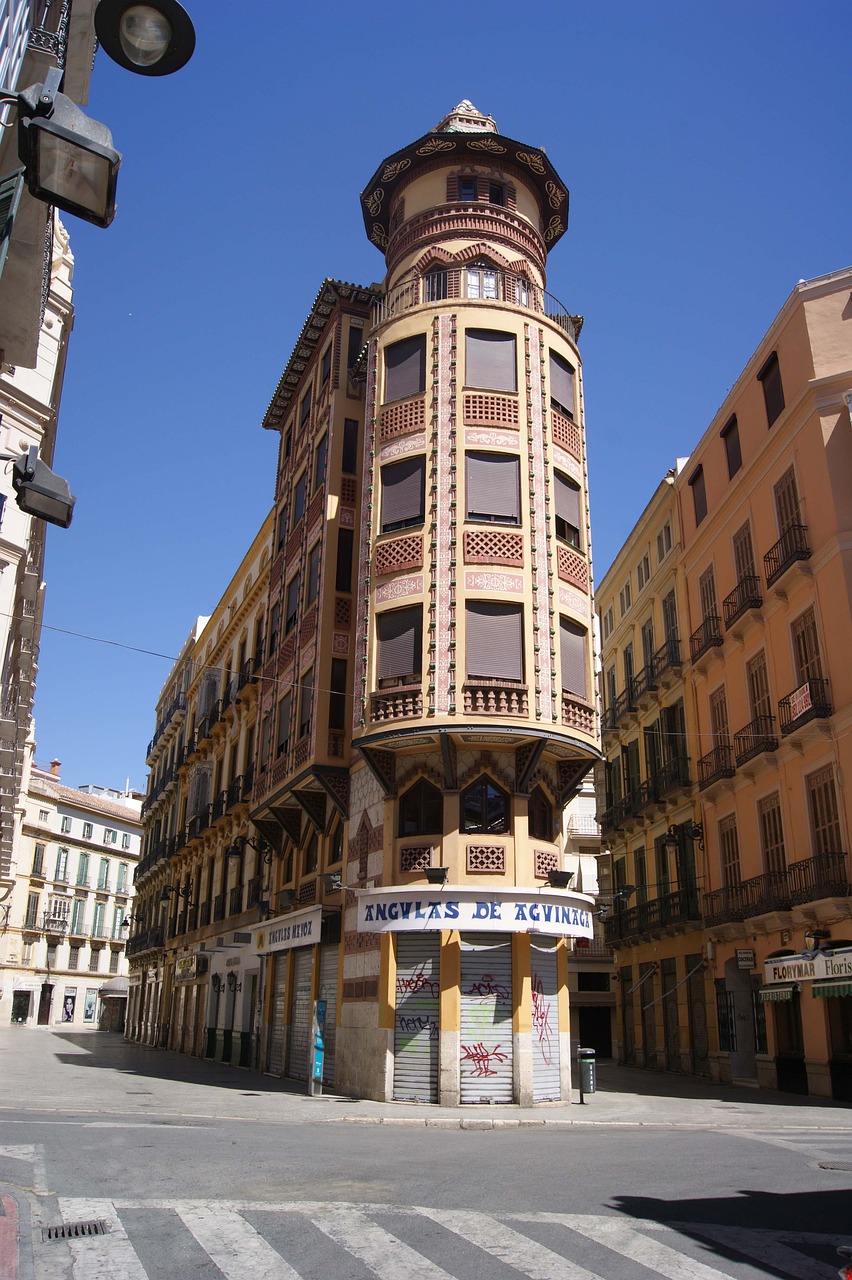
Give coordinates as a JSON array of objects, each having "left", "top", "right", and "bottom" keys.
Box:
[
  {"left": 396, "top": 965, "right": 439, "bottom": 999},
  {"left": 460, "top": 1042, "right": 508, "bottom": 1077},
  {"left": 531, "top": 973, "right": 553, "bottom": 1066},
  {"left": 462, "top": 973, "right": 509, "bottom": 1000}
]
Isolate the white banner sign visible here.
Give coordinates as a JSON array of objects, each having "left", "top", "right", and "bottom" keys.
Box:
[
  {"left": 356, "top": 887, "right": 594, "bottom": 938},
  {"left": 255, "top": 907, "right": 321, "bottom": 955},
  {"left": 764, "top": 946, "right": 852, "bottom": 985}
]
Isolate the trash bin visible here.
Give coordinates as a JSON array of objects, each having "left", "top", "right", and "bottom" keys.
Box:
[{"left": 577, "top": 1046, "right": 596, "bottom": 1094}]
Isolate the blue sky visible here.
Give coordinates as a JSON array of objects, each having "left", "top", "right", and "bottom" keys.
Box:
[{"left": 32, "top": 0, "right": 851, "bottom": 790}]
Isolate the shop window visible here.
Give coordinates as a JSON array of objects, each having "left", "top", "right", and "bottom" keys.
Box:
[
  {"left": 398, "top": 779, "right": 443, "bottom": 837},
  {"left": 465, "top": 451, "right": 520, "bottom": 524},
  {"left": 461, "top": 775, "right": 509, "bottom": 835}
]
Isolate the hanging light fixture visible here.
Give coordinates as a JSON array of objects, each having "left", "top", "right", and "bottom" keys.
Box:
[{"left": 94, "top": 0, "right": 196, "bottom": 77}]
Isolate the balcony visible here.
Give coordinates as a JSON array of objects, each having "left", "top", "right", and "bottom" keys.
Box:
[
  {"left": 631, "top": 664, "right": 657, "bottom": 703},
  {"left": 690, "top": 615, "right": 723, "bottom": 663},
  {"left": 601, "top": 704, "right": 618, "bottom": 735},
  {"left": 229, "top": 885, "right": 244, "bottom": 916},
  {"left": 764, "top": 524, "right": 810, "bottom": 588},
  {"left": 372, "top": 268, "right": 579, "bottom": 340},
  {"left": 733, "top": 715, "right": 778, "bottom": 767},
  {"left": 211, "top": 790, "right": 227, "bottom": 823},
  {"left": 788, "top": 851, "right": 849, "bottom": 904},
  {"left": 213, "top": 892, "right": 226, "bottom": 922},
  {"left": 125, "top": 925, "right": 164, "bottom": 958},
  {"left": 723, "top": 574, "right": 762, "bottom": 630},
  {"left": 199, "top": 902, "right": 210, "bottom": 927},
  {"left": 779, "top": 679, "right": 832, "bottom": 736},
  {"left": 187, "top": 806, "right": 211, "bottom": 843},
  {"left": 698, "top": 744, "right": 735, "bottom": 790},
  {"left": 227, "top": 775, "right": 244, "bottom": 810},
  {"left": 703, "top": 871, "right": 792, "bottom": 926},
  {"left": 462, "top": 680, "right": 528, "bottom": 717},
  {"left": 604, "top": 887, "right": 702, "bottom": 943},
  {"left": 655, "top": 754, "right": 691, "bottom": 797}
]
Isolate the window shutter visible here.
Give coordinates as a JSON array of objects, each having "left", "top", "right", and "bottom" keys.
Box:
[
  {"left": 381, "top": 456, "right": 424, "bottom": 529},
  {"left": 466, "top": 602, "right": 523, "bottom": 680},
  {"left": 466, "top": 453, "right": 520, "bottom": 520},
  {"left": 385, "top": 335, "right": 426, "bottom": 402},
  {"left": 465, "top": 330, "right": 517, "bottom": 392},
  {"left": 549, "top": 351, "right": 575, "bottom": 417},
  {"left": 560, "top": 618, "right": 587, "bottom": 697},
  {"left": 555, "top": 472, "right": 580, "bottom": 527},
  {"left": 377, "top": 607, "right": 422, "bottom": 679},
  {"left": 0, "top": 169, "right": 25, "bottom": 279}
]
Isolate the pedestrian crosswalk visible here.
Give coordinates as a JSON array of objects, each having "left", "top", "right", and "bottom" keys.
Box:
[
  {"left": 723, "top": 1127, "right": 852, "bottom": 1165},
  {"left": 49, "top": 1197, "right": 852, "bottom": 1280}
]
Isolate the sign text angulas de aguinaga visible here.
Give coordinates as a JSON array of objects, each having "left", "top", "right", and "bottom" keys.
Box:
[{"left": 356, "top": 887, "right": 594, "bottom": 938}]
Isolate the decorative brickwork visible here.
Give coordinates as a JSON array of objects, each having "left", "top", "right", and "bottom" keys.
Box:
[
  {"left": 557, "top": 546, "right": 590, "bottom": 592},
  {"left": 270, "top": 557, "right": 283, "bottom": 588},
  {"left": 280, "top": 634, "right": 296, "bottom": 667},
  {"left": 342, "top": 977, "right": 380, "bottom": 996},
  {"left": 340, "top": 477, "right": 357, "bottom": 504},
  {"left": 374, "top": 534, "right": 423, "bottom": 577},
  {"left": 463, "top": 681, "right": 528, "bottom": 716},
  {"left": 327, "top": 730, "right": 344, "bottom": 758},
  {"left": 463, "top": 393, "right": 519, "bottom": 426},
  {"left": 551, "top": 410, "right": 582, "bottom": 461},
  {"left": 466, "top": 844, "right": 506, "bottom": 873},
  {"left": 300, "top": 606, "right": 317, "bottom": 645},
  {"left": 344, "top": 932, "right": 381, "bottom": 955},
  {"left": 335, "top": 597, "right": 351, "bottom": 628},
  {"left": 306, "top": 488, "right": 324, "bottom": 530},
  {"left": 399, "top": 845, "right": 432, "bottom": 873},
  {"left": 534, "top": 848, "right": 558, "bottom": 879},
  {"left": 561, "top": 693, "right": 595, "bottom": 736},
  {"left": 298, "top": 880, "right": 317, "bottom": 904},
  {"left": 370, "top": 689, "right": 423, "bottom": 722},
  {"left": 463, "top": 529, "right": 523, "bottom": 567},
  {"left": 368, "top": 823, "right": 385, "bottom": 853},
  {"left": 379, "top": 397, "right": 426, "bottom": 439}
]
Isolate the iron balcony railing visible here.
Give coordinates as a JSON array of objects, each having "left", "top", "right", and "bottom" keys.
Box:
[
  {"left": 733, "top": 715, "right": 778, "bottom": 766},
  {"left": 698, "top": 743, "right": 736, "bottom": 789},
  {"left": 211, "top": 790, "right": 227, "bottom": 823},
  {"left": 764, "top": 524, "right": 810, "bottom": 587},
  {"left": 604, "top": 887, "right": 702, "bottom": 943},
  {"left": 779, "top": 678, "right": 832, "bottom": 735},
  {"left": 788, "top": 850, "right": 849, "bottom": 904},
  {"left": 703, "top": 852, "right": 849, "bottom": 925},
  {"left": 372, "top": 268, "right": 579, "bottom": 340},
  {"left": 213, "top": 893, "right": 226, "bottom": 922},
  {"left": 631, "top": 664, "right": 657, "bottom": 701},
  {"left": 227, "top": 775, "right": 243, "bottom": 810},
  {"left": 655, "top": 754, "right": 691, "bottom": 795},
  {"left": 690, "top": 615, "right": 723, "bottom": 662},
  {"left": 651, "top": 634, "right": 681, "bottom": 681},
  {"left": 229, "top": 885, "right": 244, "bottom": 916},
  {"left": 723, "top": 574, "right": 762, "bottom": 629}
]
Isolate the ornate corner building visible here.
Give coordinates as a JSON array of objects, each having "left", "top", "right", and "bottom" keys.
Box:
[
  {"left": 128, "top": 102, "right": 603, "bottom": 1105},
  {"left": 597, "top": 267, "right": 852, "bottom": 1103}
]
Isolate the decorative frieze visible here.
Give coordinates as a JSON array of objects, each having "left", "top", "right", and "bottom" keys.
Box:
[
  {"left": 464, "top": 428, "right": 520, "bottom": 450},
  {"left": 375, "top": 574, "right": 423, "bottom": 603},
  {"left": 558, "top": 585, "right": 590, "bottom": 618},
  {"left": 464, "top": 570, "right": 523, "bottom": 594},
  {"left": 379, "top": 431, "right": 427, "bottom": 463}
]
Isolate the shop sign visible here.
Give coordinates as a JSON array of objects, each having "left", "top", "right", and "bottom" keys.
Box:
[
  {"left": 175, "top": 954, "right": 208, "bottom": 982},
  {"left": 764, "top": 947, "right": 852, "bottom": 985},
  {"left": 788, "top": 682, "right": 813, "bottom": 720},
  {"left": 127, "top": 973, "right": 142, "bottom": 986},
  {"left": 356, "top": 887, "right": 594, "bottom": 937},
  {"left": 736, "top": 949, "right": 755, "bottom": 970},
  {"left": 255, "top": 907, "right": 321, "bottom": 955}
]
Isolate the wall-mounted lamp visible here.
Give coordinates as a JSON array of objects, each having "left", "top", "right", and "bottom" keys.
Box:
[
  {"left": 547, "top": 869, "right": 575, "bottom": 889},
  {"left": 227, "top": 834, "right": 273, "bottom": 864},
  {"left": 276, "top": 889, "right": 296, "bottom": 908},
  {"left": 0, "top": 446, "right": 75, "bottom": 528},
  {"left": 227, "top": 971, "right": 241, "bottom": 994},
  {"left": 95, "top": 0, "right": 196, "bottom": 77},
  {"left": 121, "top": 916, "right": 132, "bottom": 930},
  {"left": 211, "top": 974, "right": 224, "bottom": 995},
  {"left": 664, "top": 822, "right": 704, "bottom": 852},
  {"left": 322, "top": 873, "right": 343, "bottom": 893},
  {"left": 160, "top": 882, "right": 192, "bottom": 904},
  {"left": 424, "top": 866, "right": 449, "bottom": 886}
]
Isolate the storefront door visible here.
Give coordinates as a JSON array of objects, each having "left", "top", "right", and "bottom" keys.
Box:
[
  {"left": 287, "top": 946, "right": 313, "bottom": 1082},
  {"left": 267, "top": 953, "right": 289, "bottom": 1075},
  {"left": 318, "top": 946, "right": 338, "bottom": 1088},
  {"left": 530, "top": 938, "right": 561, "bottom": 1101},
  {"left": 393, "top": 934, "right": 440, "bottom": 1103},
  {"left": 460, "top": 934, "right": 513, "bottom": 1104}
]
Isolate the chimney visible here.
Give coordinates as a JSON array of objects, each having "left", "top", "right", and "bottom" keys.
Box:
[{"left": 50, "top": 759, "right": 61, "bottom": 778}]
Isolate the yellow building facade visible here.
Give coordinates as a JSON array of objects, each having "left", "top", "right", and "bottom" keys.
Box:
[{"left": 598, "top": 267, "right": 852, "bottom": 1101}]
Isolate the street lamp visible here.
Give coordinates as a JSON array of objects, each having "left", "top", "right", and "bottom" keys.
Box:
[
  {"left": 546, "top": 869, "right": 575, "bottom": 889},
  {"left": 95, "top": 0, "right": 196, "bottom": 77},
  {"left": 16, "top": 68, "right": 121, "bottom": 228},
  {"left": 664, "top": 822, "right": 704, "bottom": 853},
  {"left": 8, "top": 446, "right": 75, "bottom": 528}
]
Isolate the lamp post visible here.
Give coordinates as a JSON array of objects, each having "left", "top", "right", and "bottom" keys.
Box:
[{"left": 0, "top": 447, "right": 75, "bottom": 528}]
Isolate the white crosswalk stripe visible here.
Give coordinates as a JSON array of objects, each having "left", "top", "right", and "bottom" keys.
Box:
[
  {"left": 722, "top": 1127, "right": 852, "bottom": 1160},
  {"left": 55, "top": 1197, "right": 852, "bottom": 1280}
]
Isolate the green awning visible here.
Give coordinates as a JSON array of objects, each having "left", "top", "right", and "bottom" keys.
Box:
[
  {"left": 759, "top": 982, "right": 799, "bottom": 1003},
  {"left": 812, "top": 979, "right": 852, "bottom": 999}
]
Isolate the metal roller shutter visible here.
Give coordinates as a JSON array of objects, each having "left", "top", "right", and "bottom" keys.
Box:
[
  {"left": 287, "top": 947, "right": 313, "bottom": 1081},
  {"left": 460, "top": 934, "right": 513, "bottom": 1103},
  {"left": 466, "top": 602, "right": 523, "bottom": 681},
  {"left": 531, "top": 939, "right": 561, "bottom": 1101},
  {"left": 393, "top": 934, "right": 440, "bottom": 1102},
  {"left": 318, "top": 945, "right": 338, "bottom": 1088},
  {"left": 267, "top": 954, "right": 288, "bottom": 1075}
]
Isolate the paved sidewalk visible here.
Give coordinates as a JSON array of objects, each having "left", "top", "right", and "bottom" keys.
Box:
[{"left": 1, "top": 1026, "right": 850, "bottom": 1130}]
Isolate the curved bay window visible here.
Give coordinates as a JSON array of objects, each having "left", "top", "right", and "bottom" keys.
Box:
[
  {"left": 398, "top": 779, "right": 444, "bottom": 837},
  {"left": 528, "top": 785, "right": 553, "bottom": 842},
  {"left": 461, "top": 775, "right": 510, "bottom": 835}
]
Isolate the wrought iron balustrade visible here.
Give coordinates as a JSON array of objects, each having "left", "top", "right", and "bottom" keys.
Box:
[
  {"left": 733, "top": 715, "right": 778, "bottom": 766},
  {"left": 788, "top": 850, "right": 849, "bottom": 904},
  {"left": 778, "top": 678, "right": 831, "bottom": 735},
  {"left": 690, "top": 615, "right": 723, "bottom": 662},
  {"left": 723, "top": 574, "right": 762, "bottom": 628},
  {"left": 654, "top": 754, "right": 691, "bottom": 795},
  {"left": 698, "top": 744, "right": 735, "bottom": 789},
  {"left": 604, "top": 887, "right": 701, "bottom": 942},
  {"left": 764, "top": 524, "right": 810, "bottom": 587}
]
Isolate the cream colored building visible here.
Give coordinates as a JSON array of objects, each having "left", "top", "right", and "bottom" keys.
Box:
[{"left": 597, "top": 267, "right": 852, "bottom": 1102}]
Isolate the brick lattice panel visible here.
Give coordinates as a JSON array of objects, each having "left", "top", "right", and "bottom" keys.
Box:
[
  {"left": 340, "top": 477, "right": 357, "bottom": 504},
  {"left": 466, "top": 844, "right": 506, "bottom": 873},
  {"left": 298, "top": 880, "right": 317, "bottom": 904},
  {"left": 342, "top": 977, "right": 380, "bottom": 997},
  {"left": 374, "top": 535, "right": 424, "bottom": 578},
  {"left": 300, "top": 606, "right": 317, "bottom": 645},
  {"left": 399, "top": 845, "right": 433, "bottom": 873},
  {"left": 379, "top": 397, "right": 426, "bottom": 439},
  {"left": 335, "top": 597, "right": 352, "bottom": 628},
  {"left": 534, "top": 848, "right": 558, "bottom": 878},
  {"left": 463, "top": 529, "right": 523, "bottom": 567},
  {"left": 463, "top": 394, "right": 519, "bottom": 426},
  {"left": 561, "top": 693, "right": 595, "bottom": 735},
  {"left": 306, "top": 489, "right": 324, "bottom": 530},
  {"left": 557, "top": 546, "right": 590, "bottom": 591},
  {"left": 551, "top": 411, "right": 582, "bottom": 460}
]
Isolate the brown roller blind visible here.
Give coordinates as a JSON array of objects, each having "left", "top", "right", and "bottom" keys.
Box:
[
  {"left": 384, "top": 335, "right": 426, "bottom": 402},
  {"left": 465, "top": 329, "right": 517, "bottom": 392},
  {"left": 560, "top": 618, "right": 587, "bottom": 697},
  {"left": 381, "top": 456, "right": 424, "bottom": 530},
  {"left": 466, "top": 452, "right": 520, "bottom": 521},
  {"left": 377, "top": 607, "right": 422, "bottom": 679},
  {"left": 466, "top": 602, "right": 523, "bottom": 680},
  {"left": 549, "top": 351, "right": 575, "bottom": 418},
  {"left": 555, "top": 472, "right": 581, "bottom": 526}
]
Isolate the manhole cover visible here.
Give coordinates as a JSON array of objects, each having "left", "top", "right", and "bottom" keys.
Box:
[
  {"left": 43, "top": 1220, "right": 109, "bottom": 1242},
  {"left": 818, "top": 1161, "right": 852, "bottom": 1172}
]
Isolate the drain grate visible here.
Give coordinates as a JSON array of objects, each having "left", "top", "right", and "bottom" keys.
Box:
[
  {"left": 42, "top": 1220, "right": 110, "bottom": 1242},
  {"left": 818, "top": 1161, "right": 852, "bottom": 1172}
]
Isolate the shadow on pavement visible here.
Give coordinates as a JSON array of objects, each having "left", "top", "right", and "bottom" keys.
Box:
[{"left": 595, "top": 1060, "right": 848, "bottom": 1110}]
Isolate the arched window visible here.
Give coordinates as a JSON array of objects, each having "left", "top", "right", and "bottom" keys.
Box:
[
  {"left": 398, "top": 779, "right": 443, "bottom": 837},
  {"left": 461, "top": 776, "right": 509, "bottom": 835},
  {"left": 303, "top": 831, "right": 318, "bottom": 876},
  {"left": 528, "top": 786, "right": 553, "bottom": 842}
]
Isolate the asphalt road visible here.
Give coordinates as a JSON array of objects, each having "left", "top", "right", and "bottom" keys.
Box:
[{"left": 2, "top": 1029, "right": 851, "bottom": 1279}]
